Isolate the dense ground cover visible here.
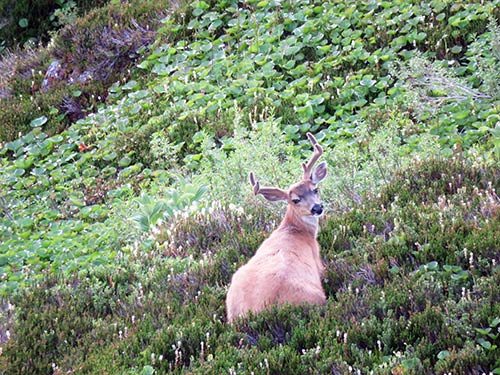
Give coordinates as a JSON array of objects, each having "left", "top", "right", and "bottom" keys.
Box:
[{"left": 1, "top": 0, "right": 500, "bottom": 373}]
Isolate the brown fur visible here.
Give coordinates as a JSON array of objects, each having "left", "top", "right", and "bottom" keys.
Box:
[{"left": 226, "top": 133, "right": 327, "bottom": 323}]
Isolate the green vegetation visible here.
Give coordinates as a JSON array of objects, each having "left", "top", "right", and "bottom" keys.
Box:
[
  {"left": 0, "top": 0, "right": 109, "bottom": 49},
  {"left": 1, "top": 0, "right": 500, "bottom": 373},
  {"left": 0, "top": 0, "right": 177, "bottom": 141}
]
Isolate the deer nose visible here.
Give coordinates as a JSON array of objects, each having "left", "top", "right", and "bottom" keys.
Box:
[{"left": 311, "top": 204, "right": 323, "bottom": 216}]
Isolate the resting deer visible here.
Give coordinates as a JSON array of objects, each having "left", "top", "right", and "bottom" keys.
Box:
[{"left": 226, "top": 133, "right": 328, "bottom": 323}]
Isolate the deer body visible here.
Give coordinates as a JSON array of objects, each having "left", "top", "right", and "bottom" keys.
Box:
[{"left": 226, "top": 133, "right": 328, "bottom": 323}]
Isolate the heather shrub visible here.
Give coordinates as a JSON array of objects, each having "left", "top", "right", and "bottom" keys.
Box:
[
  {"left": 0, "top": 0, "right": 182, "bottom": 142},
  {"left": 0, "top": 0, "right": 109, "bottom": 48},
  {"left": 0, "top": 89, "right": 67, "bottom": 141},
  {"left": 3, "top": 158, "right": 500, "bottom": 374}
]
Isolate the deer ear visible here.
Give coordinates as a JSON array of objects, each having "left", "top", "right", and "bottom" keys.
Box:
[
  {"left": 311, "top": 161, "right": 327, "bottom": 184},
  {"left": 258, "top": 188, "right": 289, "bottom": 202}
]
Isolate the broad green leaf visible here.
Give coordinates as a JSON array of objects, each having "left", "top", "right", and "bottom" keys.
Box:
[
  {"left": 360, "top": 78, "right": 376, "bottom": 87},
  {"left": 12, "top": 168, "right": 25, "bottom": 177},
  {"left": 437, "top": 350, "right": 450, "bottom": 360},
  {"left": 103, "top": 152, "right": 117, "bottom": 161},
  {"left": 31, "top": 167, "right": 46, "bottom": 176},
  {"left": 30, "top": 116, "right": 48, "bottom": 128},
  {"left": 122, "top": 80, "right": 138, "bottom": 90},
  {"left": 475, "top": 328, "right": 492, "bottom": 335},
  {"left": 140, "top": 365, "right": 155, "bottom": 375},
  {"left": 18, "top": 18, "right": 28, "bottom": 28},
  {"left": 5, "top": 139, "right": 24, "bottom": 151},
  {"left": 119, "top": 156, "right": 132, "bottom": 167},
  {"left": 426, "top": 261, "right": 438, "bottom": 270},
  {"left": 477, "top": 338, "right": 492, "bottom": 349}
]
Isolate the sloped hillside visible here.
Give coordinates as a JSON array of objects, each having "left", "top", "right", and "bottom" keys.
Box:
[{"left": 1, "top": 0, "right": 500, "bottom": 374}]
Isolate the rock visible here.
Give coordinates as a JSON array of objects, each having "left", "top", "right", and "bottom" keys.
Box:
[{"left": 41, "top": 60, "right": 65, "bottom": 91}]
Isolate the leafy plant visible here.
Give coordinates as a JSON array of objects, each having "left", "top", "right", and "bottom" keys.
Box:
[
  {"left": 2, "top": 1, "right": 500, "bottom": 374},
  {"left": 0, "top": 0, "right": 109, "bottom": 48},
  {"left": 131, "top": 180, "right": 207, "bottom": 232}
]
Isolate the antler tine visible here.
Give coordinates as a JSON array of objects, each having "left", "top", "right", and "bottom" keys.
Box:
[
  {"left": 302, "top": 132, "right": 323, "bottom": 180},
  {"left": 249, "top": 172, "right": 260, "bottom": 195}
]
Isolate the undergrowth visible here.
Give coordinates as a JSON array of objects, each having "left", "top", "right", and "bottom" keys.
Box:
[
  {"left": 1, "top": 0, "right": 500, "bottom": 374},
  {"left": 2, "top": 158, "right": 499, "bottom": 374},
  {"left": 0, "top": 0, "right": 184, "bottom": 142}
]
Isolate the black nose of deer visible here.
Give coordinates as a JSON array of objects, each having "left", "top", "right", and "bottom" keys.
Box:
[{"left": 311, "top": 204, "right": 323, "bottom": 216}]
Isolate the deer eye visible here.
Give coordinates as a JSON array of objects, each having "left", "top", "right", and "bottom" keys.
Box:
[
  {"left": 313, "top": 188, "right": 319, "bottom": 194},
  {"left": 292, "top": 198, "right": 301, "bottom": 204}
]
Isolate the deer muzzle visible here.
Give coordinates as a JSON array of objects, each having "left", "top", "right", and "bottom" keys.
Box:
[{"left": 311, "top": 203, "right": 324, "bottom": 216}]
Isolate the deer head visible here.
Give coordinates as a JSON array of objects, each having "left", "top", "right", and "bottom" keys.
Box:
[{"left": 249, "top": 132, "right": 327, "bottom": 221}]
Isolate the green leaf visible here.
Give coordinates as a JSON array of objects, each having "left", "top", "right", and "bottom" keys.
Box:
[
  {"left": 103, "top": 152, "right": 117, "bottom": 161},
  {"left": 122, "top": 80, "right": 138, "bottom": 90},
  {"left": 437, "top": 350, "right": 450, "bottom": 360},
  {"left": 389, "top": 265, "right": 400, "bottom": 275},
  {"left": 31, "top": 167, "right": 46, "bottom": 176},
  {"left": 193, "top": 0, "right": 209, "bottom": 10},
  {"left": 443, "top": 265, "right": 461, "bottom": 272},
  {"left": 477, "top": 338, "right": 492, "bottom": 349},
  {"left": 450, "top": 270, "right": 469, "bottom": 280},
  {"left": 119, "top": 156, "right": 132, "bottom": 167},
  {"left": 30, "top": 116, "right": 48, "bottom": 128},
  {"left": 401, "top": 358, "right": 418, "bottom": 370},
  {"left": 426, "top": 261, "right": 438, "bottom": 270},
  {"left": 475, "top": 328, "right": 492, "bottom": 335},
  {"left": 5, "top": 139, "right": 24, "bottom": 151},
  {"left": 137, "top": 60, "right": 150, "bottom": 69},
  {"left": 102, "top": 166, "right": 117, "bottom": 177},
  {"left": 18, "top": 18, "right": 28, "bottom": 28},
  {"left": 415, "top": 32, "right": 427, "bottom": 41},
  {"left": 360, "top": 78, "right": 376, "bottom": 87},
  {"left": 453, "top": 109, "right": 470, "bottom": 120},
  {"left": 12, "top": 168, "right": 25, "bottom": 177},
  {"left": 16, "top": 217, "right": 34, "bottom": 228}
]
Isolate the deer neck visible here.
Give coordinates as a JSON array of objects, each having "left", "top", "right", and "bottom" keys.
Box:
[{"left": 278, "top": 205, "right": 319, "bottom": 238}]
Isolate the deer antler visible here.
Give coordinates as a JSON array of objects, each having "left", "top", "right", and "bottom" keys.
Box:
[
  {"left": 249, "top": 172, "right": 260, "bottom": 195},
  {"left": 249, "top": 172, "right": 288, "bottom": 202},
  {"left": 302, "top": 132, "right": 323, "bottom": 180}
]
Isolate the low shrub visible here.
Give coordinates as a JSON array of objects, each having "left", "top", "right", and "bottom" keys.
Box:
[
  {"left": 0, "top": 0, "right": 109, "bottom": 48},
  {"left": 0, "top": 92, "right": 65, "bottom": 141},
  {"left": 2, "top": 1, "right": 500, "bottom": 374},
  {"left": 0, "top": 0, "right": 183, "bottom": 143},
  {"left": 3, "top": 158, "right": 500, "bottom": 374}
]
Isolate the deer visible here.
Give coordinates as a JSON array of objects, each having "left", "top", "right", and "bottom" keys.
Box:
[{"left": 226, "top": 132, "right": 328, "bottom": 323}]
